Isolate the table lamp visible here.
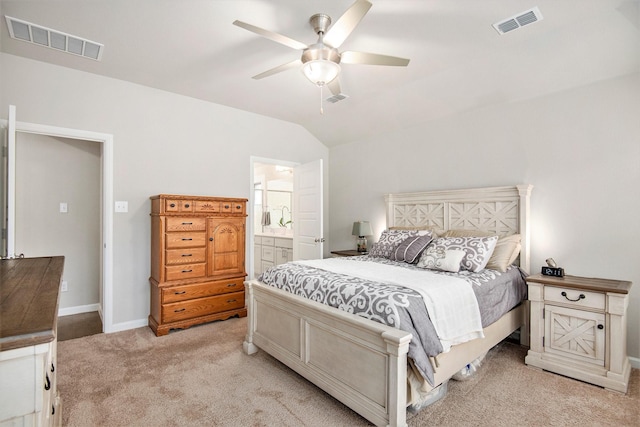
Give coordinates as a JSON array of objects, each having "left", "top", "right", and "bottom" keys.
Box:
[{"left": 352, "top": 221, "right": 373, "bottom": 253}]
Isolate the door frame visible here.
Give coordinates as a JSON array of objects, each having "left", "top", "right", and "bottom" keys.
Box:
[{"left": 3, "top": 112, "right": 115, "bottom": 333}]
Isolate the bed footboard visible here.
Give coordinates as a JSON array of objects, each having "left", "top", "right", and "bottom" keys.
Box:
[{"left": 243, "top": 279, "right": 412, "bottom": 427}]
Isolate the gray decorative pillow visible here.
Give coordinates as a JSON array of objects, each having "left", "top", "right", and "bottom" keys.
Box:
[
  {"left": 422, "top": 236, "right": 499, "bottom": 272},
  {"left": 391, "top": 232, "right": 434, "bottom": 263},
  {"left": 416, "top": 247, "right": 466, "bottom": 272},
  {"left": 369, "top": 229, "right": 418, "bottom": 259}
]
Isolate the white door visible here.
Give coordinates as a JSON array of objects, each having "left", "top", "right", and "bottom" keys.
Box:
[
  {"left": 6, "top": 105, "right": 17, "bottom": 257},
  {"left": 293, "top": 159, "right": 323, "bottom": 260}
]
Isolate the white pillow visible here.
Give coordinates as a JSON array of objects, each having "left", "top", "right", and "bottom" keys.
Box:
[
  {"left": 423, "top": 236, "right": 499, "bottom": 272},
  {"left": 416, "top": 247, "right": 466, "bottom": 273}
]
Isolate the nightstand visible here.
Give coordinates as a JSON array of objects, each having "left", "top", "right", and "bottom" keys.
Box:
[
  {"left": 330, "top": 250, "right": 366, "bottom": 257},
  {"left": 525, "top": 273, "right": 632, "bottom": 393}
]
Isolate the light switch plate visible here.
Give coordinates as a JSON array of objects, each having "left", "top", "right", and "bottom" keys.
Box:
[
  {"left": 59, "top": 202, "right": 68, "bottom": 213},
  {"left": 115, "top": 201, "right": 128, "bottom": 213}
]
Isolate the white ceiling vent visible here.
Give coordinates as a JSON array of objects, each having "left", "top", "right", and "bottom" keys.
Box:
[
  {"left": 493, "top": 7, "right": 543, "bottom": 35},
  {"left": 325, "top": 93, "right": 349, "bottom": 104},
  {"left": 5, "top": 16, "right": 104, "bottom": 60}
]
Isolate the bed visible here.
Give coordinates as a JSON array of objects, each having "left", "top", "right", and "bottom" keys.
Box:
[{"left": 243, "top": 184, "right": 533, "bottom": 427}]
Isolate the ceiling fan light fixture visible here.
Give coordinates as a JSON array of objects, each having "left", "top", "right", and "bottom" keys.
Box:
[{"left": 301, "top": 60, "right": 340, "bottom": 86}]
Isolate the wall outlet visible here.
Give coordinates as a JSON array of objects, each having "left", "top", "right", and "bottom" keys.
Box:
[
  {"left": 115, "top": 201, "right": 128, "bottom": 213},
  {"left": 61, "top": 280, "right": 68, "bottom": 292}
]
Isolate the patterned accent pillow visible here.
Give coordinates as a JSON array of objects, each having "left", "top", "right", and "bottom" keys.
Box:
[
  {"left": 416, "top": 247, "right": 466, "bottom": 272},
  {"left": 369, "top": 229, "right": 418, "bottom": 259},
  {"left": 422, "top": 236, "right": 499, "bottom": 272},
  {"left": 390, "top": 232, "right": 434, "bottom": 263}
]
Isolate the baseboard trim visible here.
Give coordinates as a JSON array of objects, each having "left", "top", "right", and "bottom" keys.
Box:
[
  {"left": 630, "top": 356, "right": 640, "bottom": 369},
  {"left": 58, "top": 303, "right": 100, "bottom": 317},
  {"left": 109, "top": 318, "right": 148, "bottom": 333}
]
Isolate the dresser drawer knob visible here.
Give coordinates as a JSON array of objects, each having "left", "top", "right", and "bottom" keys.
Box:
[
  {"left": 184, "top": 204, "right": 190, "bottom": 208},
  {"left": 224, "top": 204, "right": 230, "bottom": 209},
  {"left": 51, "top": 363, "right": 55, "bottom": 373},
  {"left": 209, "top": 237, "right": 214, "bottom": 241},
  {"left": 174, "top": 290, "right": 186, "bottom": 295},
  {"left": 170, "top": 203, "right": 176, "bottom": 208},
  {"left": 226, "top": 283, "right": 237, "bottom": 288},
  {"left": 597, "top": 324, "right": 604, "bottom": 330},
  {"left": 174, "top": 308, "right": 186, "bottom": 313},
  {"left": 561, "top": 291, "right": 585, "bottom": 302},
  {"left": 227, "top": 299, "right": 236, "bottom": 303}
]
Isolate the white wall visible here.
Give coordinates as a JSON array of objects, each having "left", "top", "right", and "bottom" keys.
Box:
[
  {"left": 0, "top": 53, "right": 329, "bottom": 329},
  {"left": 329, "top": 72, "right": 640, "bottom": 361}
]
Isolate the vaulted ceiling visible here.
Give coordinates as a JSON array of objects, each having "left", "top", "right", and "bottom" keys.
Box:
[{"left": 1, "top": 0, "right": 638, "bottom": 147}]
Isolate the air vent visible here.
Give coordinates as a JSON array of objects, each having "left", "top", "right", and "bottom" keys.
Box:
[
  {"left": 493, "top": 7, "right": 543, "bottom": 35},
  {"left": 5, "top": 16, "right": 104, "bottom": 60},
  {"left": 325, "top": 93, "right": 349, "bottom": 104}
]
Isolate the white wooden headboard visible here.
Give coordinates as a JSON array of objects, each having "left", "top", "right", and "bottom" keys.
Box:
[{"left": 384, "top": 184, "right": 533, "bottom": 273}]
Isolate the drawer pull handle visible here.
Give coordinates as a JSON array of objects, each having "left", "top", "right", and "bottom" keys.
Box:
[
  {"left": 226, "top": 283, "right": 237, "bottom": 288},
  {"left": 181, "top": 254, "right": 192, "bottom": 257},
  {"left": 561, "top": 291, "right": 585, "bottom": 302},
  {"left": 224, "top": 204, "right": 230, "bottom": 209},
  {"left": 182, "top": 269, "right": 192, "bottom": 273},
  {"left": 182, "top": 238, "right": 193, "bottom": 241},
  {"left": 184, "top": 204, "right": 190, "bottom": 208},
  {"left": 597, "top": 324, "right": 604, "bottom": 330},
  {"left": 209, "top": 237, "right": 214, "bottom": 241},
  {"left": 181, "top": 222, "right": 193, "bottom": 225},
  {"left": 51, "top": 363, "right": 55, "bottom": 373},
  {"left": 227, "top": 299, "right": 236, "bottom": 303},
  {"left": 174, "top": 308, "right": 186, "bottom": 313},
  {"left": 44, "top": 374, "right": 51, "bottom": 390},
  {"left": 170, "top": 203, "right": 176, "bottom": 207},
  {"left": 52, "top": 404, "right": 55, "bottom": 415},
  {"left": 174, "top": 291, "right": 186, "bottom": 295}
]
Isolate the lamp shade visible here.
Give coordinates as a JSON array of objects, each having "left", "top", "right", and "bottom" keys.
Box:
[
  {"left": 301, "top": 60, "right": 340, "bottom": 86},
  {"left": 351, "top": 221, "right": 373, "bottom": 237}
]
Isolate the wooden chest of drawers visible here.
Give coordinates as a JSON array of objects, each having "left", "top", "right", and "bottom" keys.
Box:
[{"left": 149, "top": 194, "right": 248, "bottom": 336}]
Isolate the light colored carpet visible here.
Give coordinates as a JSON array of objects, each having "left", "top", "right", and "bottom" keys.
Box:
[{"left": 58, "top": 317, "right": 639, "bottom": 426}]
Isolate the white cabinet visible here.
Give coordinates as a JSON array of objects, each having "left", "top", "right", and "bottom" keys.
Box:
[
  {"left": 254, "top": 236, "right": 293, "bottom": 276},
  {"left": 525, "top": 274, "right": 632, "bottom": 393}
]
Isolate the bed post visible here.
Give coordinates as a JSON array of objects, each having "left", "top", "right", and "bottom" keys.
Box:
[
  {"left": 243, "top": 281, "right": 258, "bottom": 355},
  {"left": 384, "top": 331, "right": 412, "bottom": 427},
  {"left": 516, "top": 184, "right": 533, "bottom": 275}
]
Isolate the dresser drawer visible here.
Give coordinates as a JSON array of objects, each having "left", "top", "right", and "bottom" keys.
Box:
[
  {"left": 262, "top": 246, "right": 275, "bottom": 262},
  {"left": 166, "top": 217, "right": 206, "bottom": 231},
  {"left": 165, "top": 199, "right": 194, "bottom": 212},
  {"left": 162, "top": 278, "right": 245, "bottom": 303},
  {"left": 194, "top": 200, "right": 220, "bottom": 213},
  {"left": 165, "top": 263, "right": 206, "bottom": 281},
  {"left": 544, "top": 286, "right": 605, "bottom": 311},
  {"left": 261, "top": 237, "right": 275, "bottom": 246},
  {"left": 165, "top": 232, "right": 206, "bottom": 249},
  {"left": 165, "top": 247, "right": 206, "bottom": 265},
  {"left": 162, "top": 291, "right": 245, "bottom": 322}
]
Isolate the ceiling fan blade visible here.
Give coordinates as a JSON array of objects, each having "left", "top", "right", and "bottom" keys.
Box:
[
  {"left": 341, "top": 51, "right": 410, "bottom": 66},
  {"left": 323, "top": 0, "right": 372, "bottom": 48},
  {"left": 327, "top": 78, "right": 341, "bottom": 96},
  {"left": 252, "top": 59, "right": 302, "bottom": 80},
  {"left": 233, "top": 20, "right": 308, "bottom": 50}
]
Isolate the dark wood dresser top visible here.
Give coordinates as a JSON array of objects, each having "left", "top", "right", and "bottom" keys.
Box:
[{"left": 0, "top": 256, "right": 64, "bottom": 351}]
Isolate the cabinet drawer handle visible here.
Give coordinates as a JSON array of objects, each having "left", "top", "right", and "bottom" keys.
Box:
[
  {"left": 181, "top": 254, "right": 192, "bottom": 257},
  {"left": 561, "top": 291, "right": 585, "bottom": 302},
  {"left": 227, "top": 299, "right": 236, "bottom": 303},
  {"left": 226, "top": 283, "right": 237, "bottom": 288},
  {"left": 224, "top": 204, "right": 230, "bottom": 209},
  {"left": 174, "top": 308, "right": 186, "bottom": 313},
  {"left": 181, "top": 238, "right": 193, "bottom": 241},
  {"left": 44, "top": 373, "right": 51, "bottom": 390},
  {"left": 597, "top": 324, "right": 604, "bottom": 330},
  {"left": 181, "top": 269, "right": 193, "bottom": 273},
  {"left": 52, "top": 404, "right": 55, "bottom": 415},
  {"left": 174, "top": 291, "right": 186, "bottom": 295},
  {"left": 51, "top": 363, "right": 55, "bottom": 373},
  {"left": 184, "top": 204, "right": 190, "bottom": 208},
  {"left": 170, "top": 203, "right": 176, "bottom": 208},
  {"left": 181, "top": 222, "right": 193, "bottom": 225}
]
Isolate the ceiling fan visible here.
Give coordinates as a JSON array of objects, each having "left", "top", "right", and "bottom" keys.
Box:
[{"left": 233, "top": 0, "right": 410, "bottom": 99}]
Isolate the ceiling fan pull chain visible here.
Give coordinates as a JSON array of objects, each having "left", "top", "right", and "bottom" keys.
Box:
[{"left": 320, "top": 85, "right": 324, "bottom": 115}]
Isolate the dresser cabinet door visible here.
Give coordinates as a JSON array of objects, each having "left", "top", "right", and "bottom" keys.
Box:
[
  {"left": 207, "top": 217, "right": 245, "bottom": 277},
  {"left": 544, "top": 304, "right": 605, "bottom": 366}
]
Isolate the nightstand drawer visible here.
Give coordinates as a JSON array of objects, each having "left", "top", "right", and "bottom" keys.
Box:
[{"left": 544, "top": 286, "right": 604, "bottom": 311}]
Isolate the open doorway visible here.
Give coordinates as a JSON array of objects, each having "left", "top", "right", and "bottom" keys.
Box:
[{"left": 252, "top": 160, "right": 295, "bottom": 279}]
